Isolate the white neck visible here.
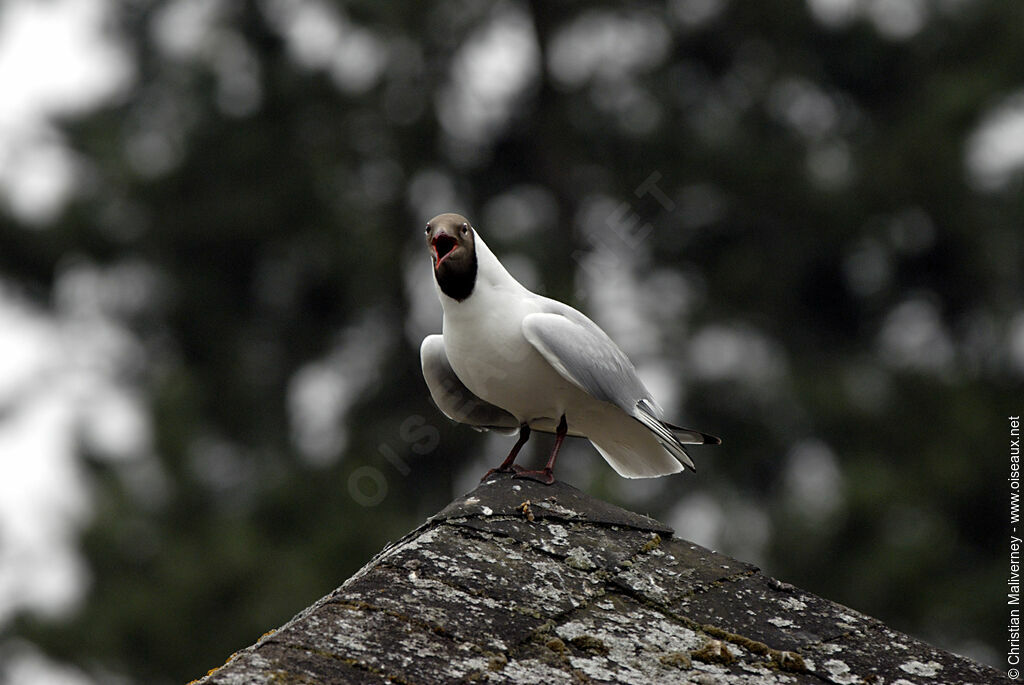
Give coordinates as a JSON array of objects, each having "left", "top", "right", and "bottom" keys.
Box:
[
  {"left": 433, "top": 231, "right": 529, "bottom": 309},
  {"left": 474, "top": 233, "right": 526, "bottom": 291}
]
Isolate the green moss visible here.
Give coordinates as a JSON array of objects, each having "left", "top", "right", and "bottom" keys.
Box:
[
  {"left": 546, "top": 637, "right": 568, "bottom": 654},
  {"left": 334, "top": 599, "right": 451, "bottom": 639},
  {"left": 773, "top": 650, "right": 806, "bottom": 672},
  {"left": 640, "top": 534, "right": 662, "bottom": 553},
  {"left": 529, "top": 619, "right": 556, "bottom": 642},
  {"left": 701, "top": 624, "right": 770, "bottom": 656},
  {"left": 569, "top": 635, "right": 609, "bottom": 656},
  {"left": 267, "top": 669, "right": 319, "bottom": 684},
  {"left": 698, "top": 621, "right": 806, "bottom": 672},
  {"left": 690, "top": 639, "right": 735, "bottom": 665}
]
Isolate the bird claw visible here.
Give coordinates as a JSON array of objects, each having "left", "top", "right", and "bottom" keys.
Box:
[
  {"left": 480, "top": 464, "right": 525, "bottom": 481},
  {"left": 512, "top": 468, "right": 555, "bottom": 485}
]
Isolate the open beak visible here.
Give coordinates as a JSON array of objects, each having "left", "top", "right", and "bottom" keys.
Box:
[{"left": 432, "top": 233, "right": 458, "bottom": 270}]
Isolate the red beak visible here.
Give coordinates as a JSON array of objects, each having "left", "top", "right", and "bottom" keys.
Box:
[{"left": 432, "top": 233, "right": 458, "bottom": 269}]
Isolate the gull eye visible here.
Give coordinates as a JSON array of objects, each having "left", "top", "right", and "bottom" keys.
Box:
[
  {"left": 461, "top": 223, "right": 469, "bottom": 235},
  {"left": 425, "top": 223, "right": 431, "bottom": 234}
]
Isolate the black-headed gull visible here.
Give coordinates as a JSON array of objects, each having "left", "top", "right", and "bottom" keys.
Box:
[{"left": 420, "top": 212, "right": 719, "bottom": 484}]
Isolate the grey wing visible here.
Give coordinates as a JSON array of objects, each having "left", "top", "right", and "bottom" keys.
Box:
[
  {"left": 522, "top": 309, "right": 700, "bottom": 470},
  {"left": 420, "top": 335, "right": 520, "bottom": 433},
  {"left": 523, "top": 303, "right": 720, "bottom": 449},
  {"left": 521, "top": 307, "right": 649, "bottom": 413}
]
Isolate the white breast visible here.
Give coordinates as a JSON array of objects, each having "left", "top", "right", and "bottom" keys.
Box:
[{"left": 440, "top": 285, "right": 582, "bottom": 424}]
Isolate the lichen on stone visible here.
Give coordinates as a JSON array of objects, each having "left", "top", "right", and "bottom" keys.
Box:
[
  {"left": 196, "top": 476, "right": 1012, "bottom": 685},
  {"left": 899, "top": 659, "right": 942, "bottom": 677},
  {"left": 659, "top": 651, "right": 692, "bottom": 669},
  {"left": 564, "top": 546, "right": 597, "bottom": 571}
]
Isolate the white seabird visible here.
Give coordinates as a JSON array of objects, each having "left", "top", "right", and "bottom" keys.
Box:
[{"left": 420, "top": 212, "right": 720, "bottom": 484}]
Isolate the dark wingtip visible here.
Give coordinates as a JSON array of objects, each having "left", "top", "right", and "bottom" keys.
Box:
[{"left": 705, "top": 434, "right": 722, "bottom": 446}]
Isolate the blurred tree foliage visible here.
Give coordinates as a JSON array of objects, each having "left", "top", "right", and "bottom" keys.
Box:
[{"left": 1, "top": 0, "right": 1022, "bottom": 681}]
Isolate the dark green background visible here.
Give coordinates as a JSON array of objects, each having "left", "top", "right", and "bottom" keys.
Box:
[{"left": 1, "top": 1, "right": 1021, "bottom": 682}]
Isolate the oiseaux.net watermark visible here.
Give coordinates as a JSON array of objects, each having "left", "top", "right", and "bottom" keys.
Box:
[{"left": 1008, "top": 414, "right": 1021, "bottom": 679}]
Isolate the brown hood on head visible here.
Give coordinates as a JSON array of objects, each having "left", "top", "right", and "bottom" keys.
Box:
[{"left": 425, "top": 213, "right": 478, "bottom": 301}]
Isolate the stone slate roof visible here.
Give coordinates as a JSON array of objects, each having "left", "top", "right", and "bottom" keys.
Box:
[{"left": 195, "top": 474, "right": 1009, "bottom": 684}]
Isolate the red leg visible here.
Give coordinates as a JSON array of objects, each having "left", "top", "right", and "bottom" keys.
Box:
[
  {"left": 481, "top": 424, "right": 531, "bottom": 480},
  {"left": 514, "top": 415, "right": 567, "bottom": 485}
]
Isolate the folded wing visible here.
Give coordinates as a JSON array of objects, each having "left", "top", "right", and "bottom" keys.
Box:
[
  {"left": 420, "top": 335, "right": 519, "bottom": 433},
  {"left": 521, "top": 309, "right": 648, "bottom": 412},
  {"left": 522, "top": 309, "right": 719, "bottom": 471}
]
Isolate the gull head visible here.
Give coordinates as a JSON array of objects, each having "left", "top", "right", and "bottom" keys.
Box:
[{"left": 426, "top": 213, "right": 478, "bottom": 301}]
